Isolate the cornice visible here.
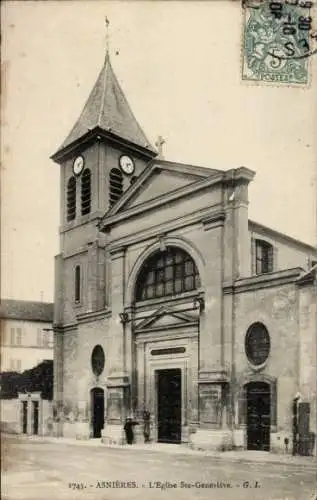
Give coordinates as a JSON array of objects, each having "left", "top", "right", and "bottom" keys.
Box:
[
  {"left": 77, "top": 308, "right": 112, "bottom": 325},
  {"left": 62, "top": 240, "right": 106, "bottom": 260},
  {"left": 135, "top": 331, "right": 198, "bottom": 344},
  {"left": 223, "top": 268, "right": 303, "bottom": 294},
  {"left": 106, "top": 205, "right": 222, "bottom": 252},
  {"left": 51, "top": 126, "right": 157, "bottom": 164},
  {"left": 53, "top": 308, "right": 112, "bottom": 330},
  {"left": 131, "top": 289, "right": 204, "bottom": 313},
  {"left": 202, "top": 211, "right": 226, "bottom": 231},
  {"left": 223, "top": 167, "right": 255, "bottom": 184},
  {"left": 53, "top": 322, "right": 78, "bottom": 333},
  {"left": 134, "top": 321, "right": 198, "bottom": 334},
  {"left": 109, "top": 247, "right": 126, "bottom": 260},
  {"left": 60, "top": 212, "right": 104, "bottom": 234}
]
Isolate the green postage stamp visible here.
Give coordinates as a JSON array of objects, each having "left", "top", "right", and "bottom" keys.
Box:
[{"left": 242, "top": 0, "right": 317, "bottom": 84}]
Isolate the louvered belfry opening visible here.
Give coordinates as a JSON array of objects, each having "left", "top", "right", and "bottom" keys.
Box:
[
  {"left": 67, "top": 176, "right": 76, "bottom": 221},
  {"left": 81, "top": 169, "right": 91, "bottom": 215},
  {"left": 109, "top": 168, "right": 123, "bottom": 207}
]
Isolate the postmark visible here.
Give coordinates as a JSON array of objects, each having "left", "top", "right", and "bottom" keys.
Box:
[{"left": 242, "top": 0, "right": 317, "bottom": 84}]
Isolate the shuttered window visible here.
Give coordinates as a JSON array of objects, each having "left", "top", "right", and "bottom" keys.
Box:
[
  {"left": 109, "top": 168, "right": 123, "bottom": 207},
  {"left": 67, "top": 177, "right": 76, "bottom": 221},
  {"left": 81, "top": 169, "right": 91, "bottom": 215}
]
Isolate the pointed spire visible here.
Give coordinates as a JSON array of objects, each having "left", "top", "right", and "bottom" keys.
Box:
[{"left": 52, "top": 44, "right": 156, "bottom": 159}]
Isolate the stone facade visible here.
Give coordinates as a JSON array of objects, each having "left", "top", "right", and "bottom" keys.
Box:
[{"left": 51, "top": 53, "right": 317, "bottom": 454}]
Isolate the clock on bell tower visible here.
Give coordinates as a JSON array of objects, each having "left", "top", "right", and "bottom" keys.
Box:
[
  {"left": 51, "top": 51, "right": 157, "bottom": 230},
  {"left": 50, "top": 50, "right": 157, "bottom": 322}
]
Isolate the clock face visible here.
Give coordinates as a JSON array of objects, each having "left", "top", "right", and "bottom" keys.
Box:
[
  {"left": 119, "top": 155, "right": 135, "bottom": 175},
  {"left": 73, "top": 156, "right": 84, "bottom": 176}
]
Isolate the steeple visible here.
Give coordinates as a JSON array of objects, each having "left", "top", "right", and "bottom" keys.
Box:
[{"left": 52, "top": 52, "right": 156, "bottom": 161}]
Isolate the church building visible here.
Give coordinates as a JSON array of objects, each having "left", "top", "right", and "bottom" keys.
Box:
[{"left": 51, "top": 50, "right": 317, "bottom": 453}]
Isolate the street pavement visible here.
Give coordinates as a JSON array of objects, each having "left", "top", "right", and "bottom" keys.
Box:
[{"left": 2, "top": 435, "right": 316, "bottom": 500}]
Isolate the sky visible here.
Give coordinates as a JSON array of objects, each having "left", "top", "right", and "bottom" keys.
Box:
[{"left": 1, "top": 0, "right": 317, "bottom": 302}]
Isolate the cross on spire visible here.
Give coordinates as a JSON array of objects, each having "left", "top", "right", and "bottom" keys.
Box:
[
  {"left": 155, "top": 135, "right": 166, "bottom": 159},
  {"left": 105, "top": 16, "right": 110, "bottom": 55}
]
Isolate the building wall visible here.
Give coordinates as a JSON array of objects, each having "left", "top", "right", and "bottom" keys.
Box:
[
  {"left": 54, "top": 157, "right": 316, "bottom": 452},
  {"left": 231, "top": 283, "right": 299, "bottom": 433},
  {"left": 249, "top": 224, "right": 315, "bottom": 274},
  {"left": 1, "top": 394, "right": 53, "bottom": 436},
  {"left": 0, "top": 319, "right": 53, "bottom": 372},
  {"left": 298, "top": 282, "right": 317, "bottom": 435}
]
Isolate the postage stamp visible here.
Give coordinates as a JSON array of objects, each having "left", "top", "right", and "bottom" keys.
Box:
[{"left": 242, "top": 0, "right": 317, "bottom": 85}]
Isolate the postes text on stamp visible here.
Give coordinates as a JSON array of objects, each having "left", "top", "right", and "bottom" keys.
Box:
[{"left": 242, "top": 0, "right": 317, "bottom": 85}]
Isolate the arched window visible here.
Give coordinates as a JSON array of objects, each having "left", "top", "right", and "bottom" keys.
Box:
[
  {"left": 135, "top": 247, "right": 200, "bottom": 301},
  {"left": 75, "top": 265, "right": 81, "bottom": 303},
  {"left": 67, "top": 176, "right": 76, "bottom": 221},
  {"left": 245, "top": 322, "right": 270, "bottom": 366},
  {"left": 81, "top": 169, "right": 91, "bottom": 215},
  {"left": 255, "top": 239, "right": 273, "bottom": 274},
  {"left": 109, "top": 168, "right": 123, "bottom": 207}
]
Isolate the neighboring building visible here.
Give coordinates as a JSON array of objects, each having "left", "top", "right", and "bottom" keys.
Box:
[
  {"left": 0, "top": 360, "right": 54, "bottom": 436},
  {"left": 0, "top": 300, "right": 54, "bottom": 372},
  {"left": 51, "top": 49, "right": 317, "bottom": 453}
]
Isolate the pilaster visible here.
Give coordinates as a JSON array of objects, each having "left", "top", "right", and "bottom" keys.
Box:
[{"left": 87, "top": 241, "right": 98, "bottom": 312}]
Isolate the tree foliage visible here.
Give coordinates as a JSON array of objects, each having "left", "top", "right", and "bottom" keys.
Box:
[{"left": 0, "top": 360, "right": 53, "bottom": 400}]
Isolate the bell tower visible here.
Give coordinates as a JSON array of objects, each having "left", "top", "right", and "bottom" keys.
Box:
[
  {"left": 51, "top": 51, "right": 157, "bottom": 230},
  {"left": 51, "top": 45, "right": 157, "bottom": 326}
]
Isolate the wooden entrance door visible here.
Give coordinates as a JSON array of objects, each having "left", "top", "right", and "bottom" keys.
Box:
[
  {"left": 91, "top": 388, "right": 104, "bottom": 438},
  {"left": 32, "top": 401, "right": 39, "bottom": 435},
  {"left": 157, "top": 369, "right": 182, "bottom": 444},
  {"left": 246, "top": 382, "right": 271, "bottom": 451},
  {"left": 21, "top": 401, "right": 27, "bottom": 434}
]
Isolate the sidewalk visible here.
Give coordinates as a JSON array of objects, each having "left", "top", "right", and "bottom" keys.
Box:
[{"left": 9, "top": 434, "right": 316, "bottom": 468}]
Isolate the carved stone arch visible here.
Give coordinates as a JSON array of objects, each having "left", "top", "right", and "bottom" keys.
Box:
[
  {"left": 237, "top": 373, "right": 277, "bottom": 428},
  {"left": 125, "top": 236, "right": 205, "bottom": 306}
]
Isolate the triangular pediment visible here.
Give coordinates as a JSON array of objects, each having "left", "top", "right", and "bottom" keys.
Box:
[
  {"left": 102, "top": 160, "right": 220, "bottom": 221},
  {"left": 134, "top": 306, "right": 198, "bottom": 332},
  {"left": 125, "top": 169, "right": 202, "bottom": 210}
]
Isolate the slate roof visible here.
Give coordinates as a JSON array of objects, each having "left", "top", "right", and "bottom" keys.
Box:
[
  {"left": 0, "top": 299, "right": 53, "bottom": 323},
  {"left": 55, "top": 52, "right": 156, "bottom": 156}
]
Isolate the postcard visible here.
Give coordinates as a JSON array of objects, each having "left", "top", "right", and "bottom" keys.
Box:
[{"left": 1, "top": 1, "right": 316, "bottom": 500}]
